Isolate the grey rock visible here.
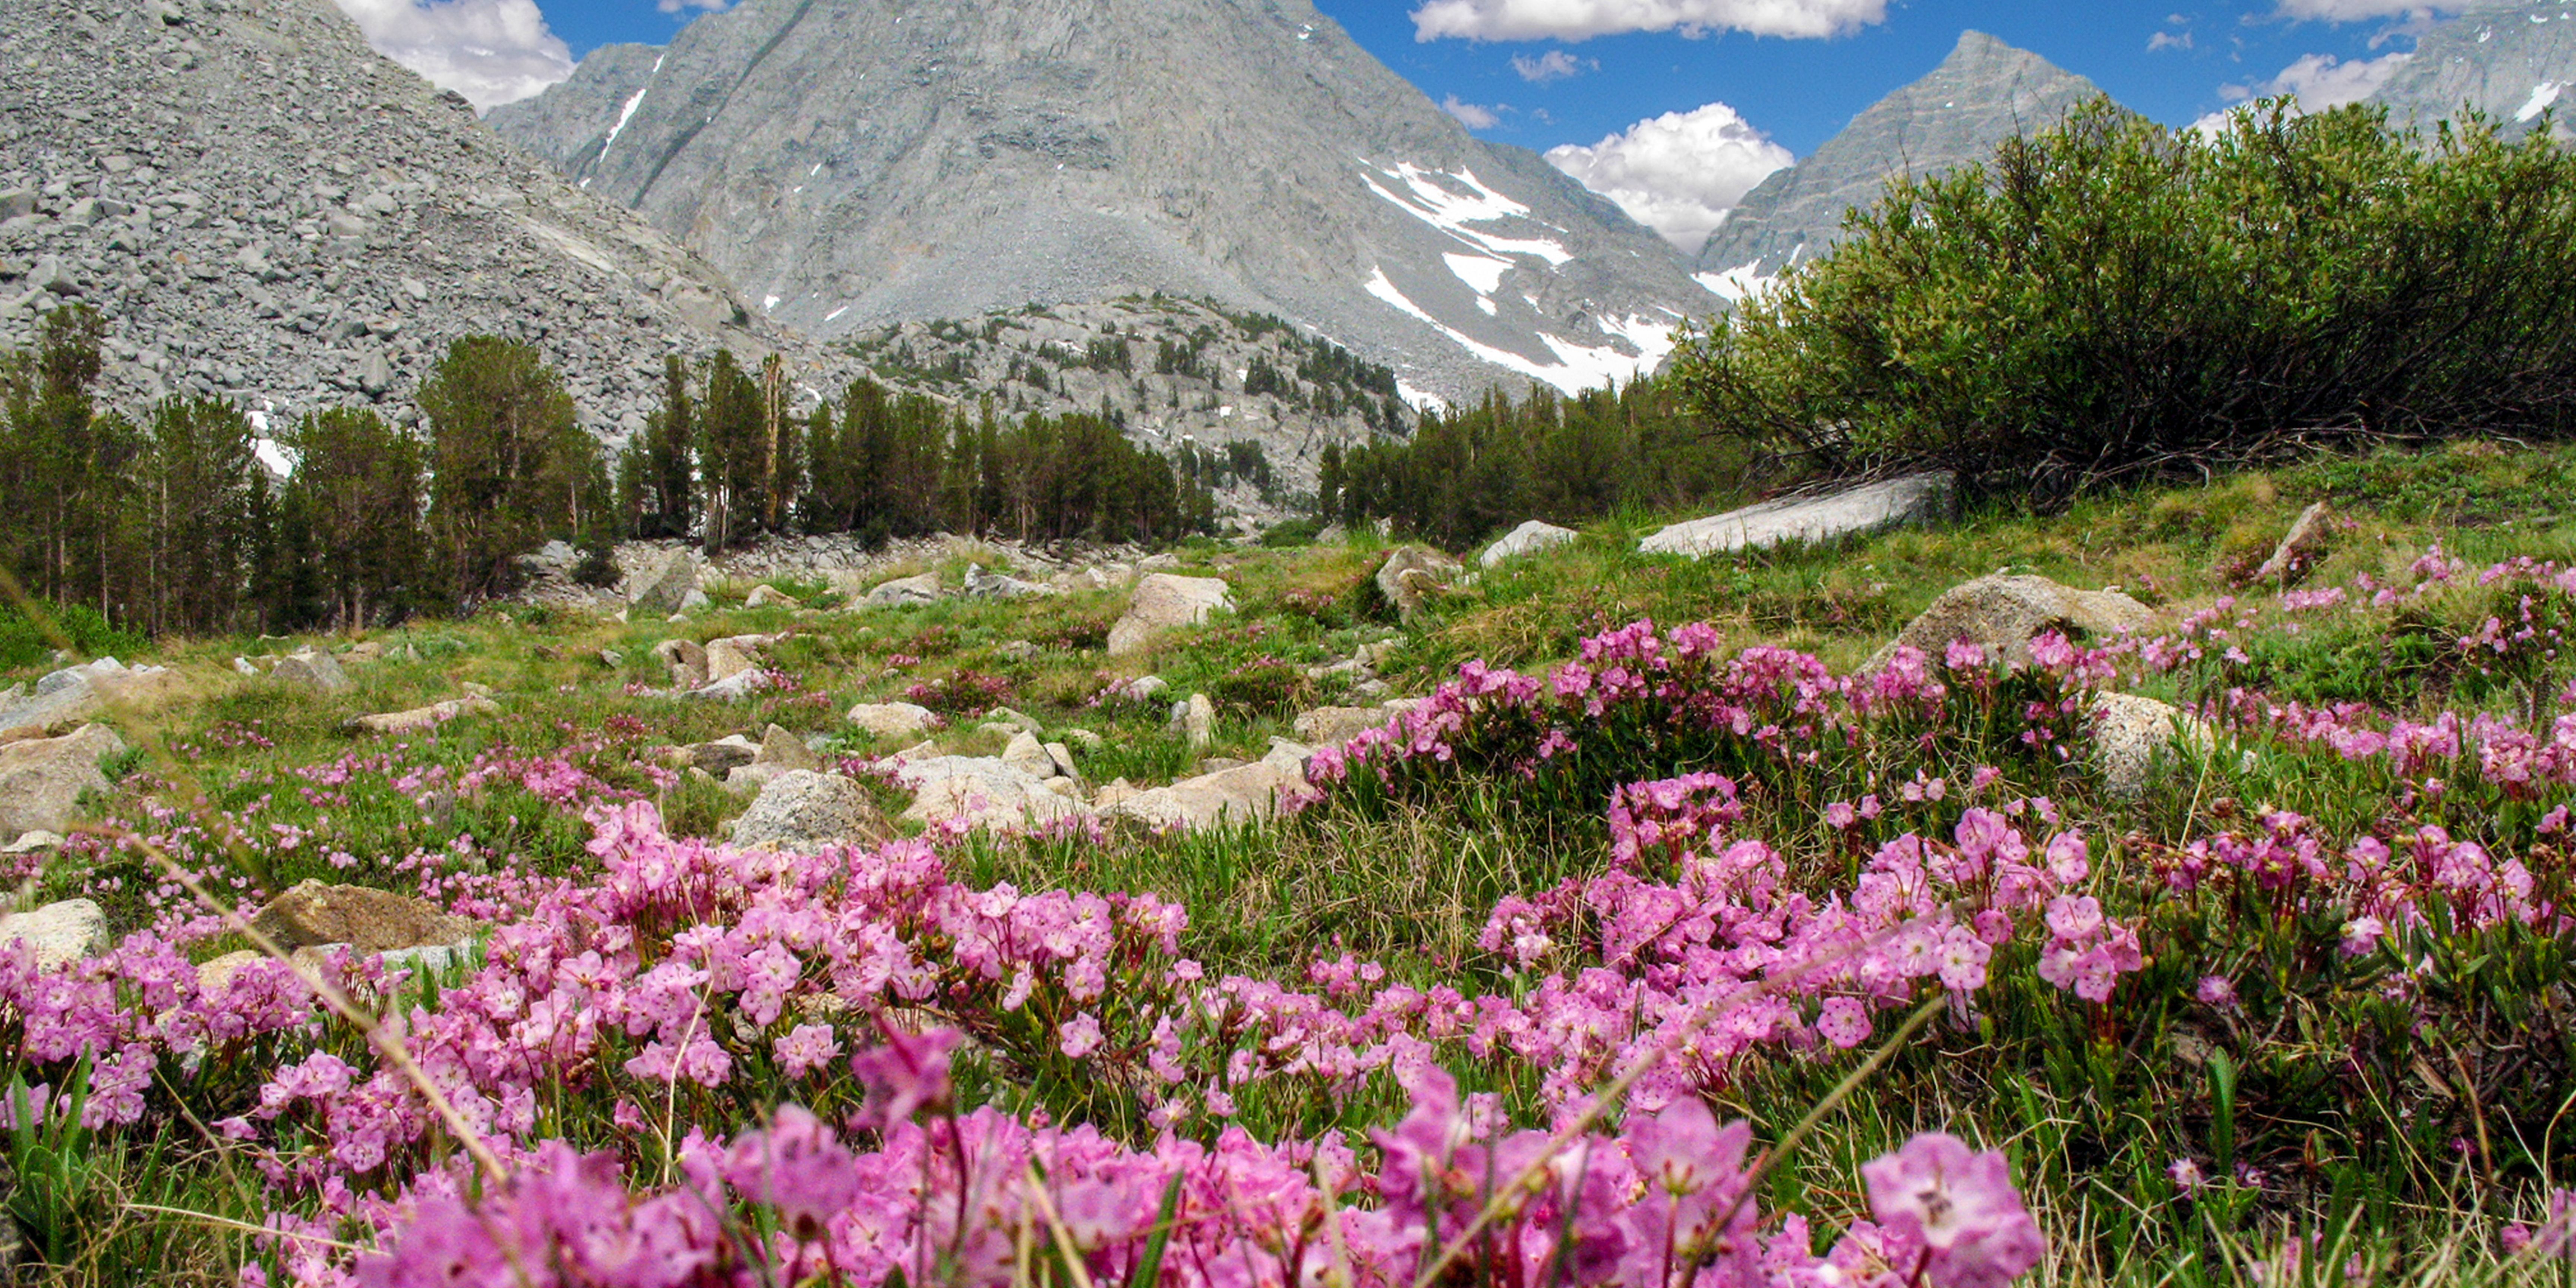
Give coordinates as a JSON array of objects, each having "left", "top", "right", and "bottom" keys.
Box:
[
  {"left": 1478, "top": 519, "right": 1578, "bottom": 566},
  {"left": 0, "top": 723, "right": 126, "bottom": 840},
  {"left": 743, "top": 583, "right": 799, "bottom": 608},
  {"left": 345, "top": 695, "right": 497, "bottom": 735},
  {"left": 1101, "top": 746, "right": 1307, "bottom": 832},
  {"left": 984, "top": 707, "right": 1044, "bottom": 735},
  {"left": 846, "top": 701, "right": 938, "bottom": 739},
  {"left": 704, "top": 634, "right": 768, "bottom": 682},
  {"left": 1108, "top": 574, "right": 1233, "bottom": 657},
  {"left": 652, "top": 637, "right": 710, "bottom": 688},
  {"left": 864, "top": 572, "right": 943, "bottom": 606},
  {"left": 1375, "top": 546, "right": 1460, "bottom": 625},
  {"left": 894, "top": 755, "right": 1089, "bottom": 832},
  {"left": 0, "top": 899, "right": 110, "bottom": 968},
  {"left": 631, "top": 551, "right": 702, "bottom": 617},
  {"left": 754, "top": 723, "right": 821, "bottom": 772},
  {"left": 1294, "top": 706, "right": 1394, "bottom": 747},
  {"left": 2250, "top": 501, "right": 2334, "bottom": 587},
  {"left": 270, "top": 648, "right": 350, "bottom": 692},
  {"left": 2089, "top": 692, "right": 2213, "bottom": 800},
  {"left": 1001, "top": 730, "right": 1057, "bottom": 780},
  {"left": 1875, "top": 573, "right": 2154, "bottom": 668},
  {"left": 732, "top": 770, "right": 889, "bottom": 850},
  {"left": 1175, "top": 692, "right": 1217, "bottom": 750},
  {"left": 1641, "top": 474, "right": 1951, "bottom": 559},
  {"left": 2368, "top": 3, "right": 2576, "bottom": 142},
  {"left": 1122, "top": 675, "right": 1170, "bottom": 703},
  {"left": 963, "top": 563, "right": 1052, "bottom": 599}
]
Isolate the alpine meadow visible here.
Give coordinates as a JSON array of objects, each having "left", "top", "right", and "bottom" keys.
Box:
[{"left": 9, "top": 0, "right": 2576, "bottom": 1285}]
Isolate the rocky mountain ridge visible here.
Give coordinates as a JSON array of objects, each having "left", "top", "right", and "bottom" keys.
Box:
[
  {"left": 1693, "top": 30, "right": 2106, "bottom": 297},
  {"left": 2366, "top": 0, "right": 2576, "bottom": 142},
  {"left": 0, "top": 0, "right": 789, "bottom": 439},
  {"left": 484, "top": 0, "right": 1712, "bottom": 404}
]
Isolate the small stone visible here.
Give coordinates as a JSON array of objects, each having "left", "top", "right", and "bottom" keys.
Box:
[
  {"left": 2248, "top": 501, "right": 2335, "bottom": 587},
  {"left": 0, "top": 899, "right": 110, "bottom": 968},
  {"left": 984, "top": 706, "right": 1044, "bottom": 735},
  {"left": 629, "top": 551, "right": 701, "bottom": 617},
  {"left": 269, "top": 648, "right": 350, "bottom": 692},
  {"left": 755, "top": 723, "right": 822, "bottom": 772},
  {"left": 249, "top": 880, "right": 473, "bottom": 955},
  {"left": 0, "top": 723, "right": 126, "bottom": 840},
  {"left": 847, "top": 701, "right": 938, "bottom": 739},
  {"left": 1374, "top": 547, "right": 1461, "bottom": 626},
  {"left": 1174, "top": 693, "right": 1216, "bottom": 750},
  {"left": 744, "top": 583, "right": 799, "bottom": 608},
  {"left": 1478, "top": 519, "right": 1577, "bottom": 567}
]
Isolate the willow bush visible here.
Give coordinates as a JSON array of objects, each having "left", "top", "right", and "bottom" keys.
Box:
[{"left": 1671, "top": 98, "right": 2576, "bottom": 502}]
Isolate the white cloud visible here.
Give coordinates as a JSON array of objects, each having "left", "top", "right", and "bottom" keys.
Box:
[
  {"left": 656, "top": 0, "right": 729, "bottom": 13},
  {"left": 1512, "top": 50, "right": 1595, "bottom": 82},
  {"left": 1441, "top": 95, "right": 1505, "bottom": 129},
  {"left": 2249, "top": 50, "right": 2411, "bottom": 108},
  {"left": 1411, "top": 0, "right": 1886, "bottom": 43},
  {"left": 1544, "top": 102, "right": 1792, "bottom": 252},
  {"left": 2147, "top": 30, "right": 2193, "bottom": 51},
  {"left": 2272, "top": 0, "right": 2456, "bottom": 20},
  {"left": 329, "top": 0, "right": 573, "bottom": 110},
  {"left": 2193, "top": 49, "right": 2411, "bottom": 135}
]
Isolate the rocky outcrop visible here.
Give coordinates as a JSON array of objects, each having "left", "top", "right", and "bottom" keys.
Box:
[
  {"left": 1479, "top": 520, "right": 1577, "bottom": 567},
  {"left": 2367, "top": 3, "right": 2576, "bottom": 143},
  {"left": 0, "top": 657, "right": 175, "bottom": 735},
  {"left": 732, "top": 770, "right": 888, "bottom": 850},
  {"left": 1375, "top": 547, "right": 1460, "bottom": 624},
  {"left": 1108, "top": 574, "right": 1233, "bottom": 657},
  {"left": 1101, "top": 742, "right": 1310, "bottom": 832},
  {"left": 631, "top": 553, "right": 704, "bottom": 618},
  {"left": 894, "top": 756, "right": 1089, "bottom": 833},
  {"left": 0, "top": 0, "right": 784, "bottom": 433},
  {"left": 1641, "top": 474, "right": 1951, "bottom": 560},
  {"left": 248, "top": 880, "right": 474, "bottom": 956},
  {"left": 1876, "top": 574, "right": 2153, "bottom": 667},
  {"left": 0, "top": 723, "right": 125, "bottom": 842}
]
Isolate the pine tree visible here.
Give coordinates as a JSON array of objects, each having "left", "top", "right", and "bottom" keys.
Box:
[
  {"left": 419, "top": 335, "right": 586, "bottom": 605},
  {"left": 288, "top": 407, "right": 425, "bottom": 627}
]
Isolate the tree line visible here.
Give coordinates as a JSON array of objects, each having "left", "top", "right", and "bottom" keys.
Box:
[
  {"left": 615, "top": 351, "right": 1217, "bottom": 553},
  {"left": 0, "top": 309, "right": 1224, "bottom": 640},
  {"left": 1314, "top": 375, "right": 1747, "bottom": 550}
]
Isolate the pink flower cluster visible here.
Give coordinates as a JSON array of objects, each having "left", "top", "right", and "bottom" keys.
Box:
[{"left": 349, "top": 1037, "right": 2045, "bottom": 1288}]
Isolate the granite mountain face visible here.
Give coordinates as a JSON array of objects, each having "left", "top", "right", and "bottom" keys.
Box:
[
  {"left": 0, "top": 0, "right": 784, "bottom": 437},
  {"left": 484, "top": 0, "right": 1711, "bottom": 403},
  {"left": 1693, "top": 31, "right": 2104, "bottom": 297},
  {"left": 2367, "top": 0, "right": 2576, "bottom": 142}
]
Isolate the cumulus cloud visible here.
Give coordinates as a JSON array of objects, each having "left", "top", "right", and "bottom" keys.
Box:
[
  {"left": 657, "top": 0, "right": 729, "bottom": 14},
  {"left": 1544, "top": 102, "right": 1793, "bottom": 252},
  {"left": 1441, "top": 95, "right": 1505, "bottom": 129},
  {"left": 1411, "top": 0, "right": 1886, "bottom": 43},
  {"left": 1512, "top": 50, "right": 1595, "bottom": 82},
  {"left": 329, "top": 0, "right": 573, "bottom": 110},
  {"left": 2147, "top": 30, "right": 2192, "bottom": 51},
  {"left": 2272, "top": 0, "right": 2456, "bottom": 20},
  {"left": 2192, "top": 50, "right": 2411, "bottom": 134}
]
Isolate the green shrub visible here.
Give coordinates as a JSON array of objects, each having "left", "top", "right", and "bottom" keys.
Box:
[
  {"left": 0, "top": 600, "right": 147, "bottom": 670},
  {"left": 1674, "top": 99, "right": 2576, "bottom": 502}
]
